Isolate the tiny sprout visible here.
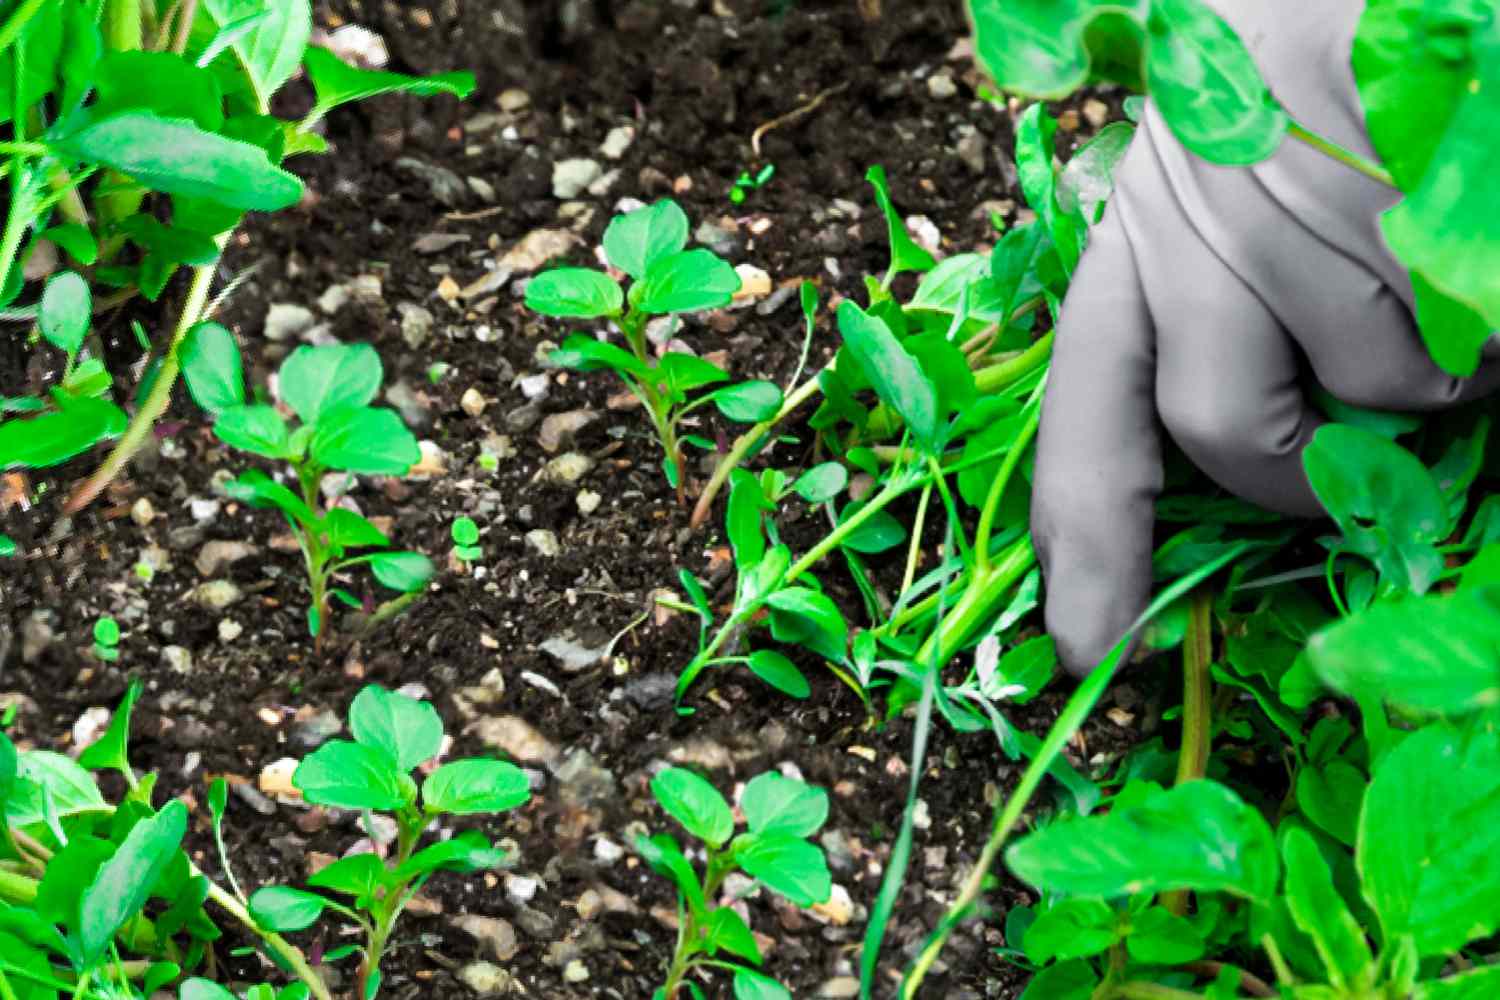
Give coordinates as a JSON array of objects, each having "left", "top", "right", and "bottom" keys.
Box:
[
  {"left": 93, "top": 616, "right": 121, "bottom": 661},
  {"left": 729, "top": 163, "right": 775, "bottom": 204},
  {"left": 133, "top": 560, "right": 154, "bottom": 581},
  {"left": 477, "top": 451, "right": 499, "bottom": 472},
  {"left": 0, "top": 534, "right": 14, "bottom": 557},
  {"left": 452, "top": 516, "right": 482, "bottom": 562},
  {"left": 0, "top": 701, "right": 15, "bottom": 727},
  {"left": 427, "top": 361, "right": 450, "bottom": 384}
]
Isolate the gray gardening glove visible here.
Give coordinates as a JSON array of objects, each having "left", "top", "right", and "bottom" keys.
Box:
[{"left": 1031, "top": 0, "right": 1500, "bottom": 676}]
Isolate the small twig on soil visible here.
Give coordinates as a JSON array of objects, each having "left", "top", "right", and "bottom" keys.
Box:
[
  {"left": 751, "top": 82, "right": 851, "bottom": 156},
  {"left": 443, "top": 205, "right": 507, "bottom": 222}
]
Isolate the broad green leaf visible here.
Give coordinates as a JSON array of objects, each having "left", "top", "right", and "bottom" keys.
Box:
[
  {"left": 248, "top": 886, "right": 327, "bottom": 933},
  {"left": 0, "top": 535, "right": 13, "bottom": 557},
  {"left": 836, "top": 300, "right": 939, "bottom": 451},
  {"left": 215, "top": 404, "right": 291, "bottom": 459},
  {"left": 279, "top": 344, "right": 382, "bottom": 426},
  {"left": 57, "top": 0, "right": 100, "bottom": 114},
  {"left": 35, "top": 834, "right": 113, "bottom": 928},
  {"left": 837, "top": 503, "right": 906, "bottom": 554},
  {"left": 766, "top": 586, "right": 848, "bottom": 663},
  {"left": 1303, "top": 424, "right": 1447, "bottom": 593},
  {"left": 1303, "top": 587, "right": 1500, "bottom": 714},
  {"left": 727, "top": 471, "right": 768, "bottom": 571},
  {"left": 1006, "top": 780, "right": 1278, "bottom": 901},
  {"left": 118, "top": 215, "right": 220, "bottom": 265},
  {"left": 635, "top": 832, "right": 706, "bottom": 916},
  {"left": 793, "top": 462, "right": 847, "bottom": 503},
  {"left": 368, "top": 551, "right": 435, "bottom": 593},
  {"left": 732, "top": 969, "right": 791, "bottom": 1000},
  {"left": 310, "top": 406, "right": 420, "bottom": 475},
  {"left": 981, "top": 635, "right": 1058, "bottom": 705},
  {"left": 0, "top": 396, "right": 126, "bottom": 470},
  {"left": 746, "top": 649, "right": 810, "bottom": 699},
  {"left": 1358, "top": 722, "right": 1500, "bottom": 957},
  {"left": 294, "top": 740, "right": 412, "bottom": 811},
  {"left": 396, "top": 829, "right": 507, "bottom": 880},
  {"left": 741, "top": 772, "right": 828, "bottom": 838},
  {"left": 1017, "top": 960, "right": 1099, "bottom": 1000},
  {"left": 701, "top": 907, "right": 761, "bottom": 963},
  {"left": 908, "top": 254, "right": 1008, "bottom": 322},
  {"left": 651, "top": 767, "right": 734, "bottom": 848},
  {"left": 1144, "top": 0, "right": 1289, "bottom": 163},
  {"left": 39, "top": 271, "right": 90, "bottom": 355},
  {"left": 179, "top": 322, "right": 244, "bottom": 414},
  {"left": 712, "top": 381, "right": 782, "bottom": 423},
  {"left": 603, "top": 199, "right": 689, "bottom": 280},
  {"left": 1058, "top": 121, "right": 1136, "bottom": 221},
  {"left": 50, "top": 111, "right": 303, "bottom": 210},
  {"left": 864, "top": 165, "right": 935, "bottom": 276},
  {"left": 422, "top": 759, "right": 531, "bottom": 815},
  {"left": 322, "top": 509, "right": 389, "bottom": 550},
  {"left": 1126, "top": 906, "right": 1205, "bottom": 964},
  {"left": 1024, "top": 898, "right": 1119, "bottom": 963},
  {"left": 525, "top": 268, "right": 623, "bottom": 318},
  {"left": 905, "top": 332, "right": 977, "bottom": 416},
  {"left": 969, "top": 0, "right": 1145, "bottom": 98},
  {"left": 79, "top": 800, "right": 188, "bottom": 962},
  {"left": 93, "top": 51, "right": 224, "bottom": 131},
  {"left": 39, "top": 223, "right": 98, "bottom": 266},
  {"left": 1415, "top": 965, "right": 1500, "bottom": 1000},
  {"left": 734, "top": 832, "right": 832, "bottom": 906},
  {"left": 303, "top": 45, "right": 475, "bottom": 119},
  {"left": 349, "top": 685, "right": 442, "bottom": 772},
  {"left": 548, "top": 333, "right": 649, "bottom": 379},
  {"left": 222, "top": 468, "right": 315, "bottom": 526},
  {"left": 6, "top": 750, "right": 108, "bottom": 827},
  {"left": 1283, "top": 827, "right": 1375, "bottom": 992},
  {"left": 181, "top": 979, "right": 237, "bottom": 1000},
  {"left": 201, "top": 0, "right": 312, "bottom": 111},
  {"left": 658, "top": 352, "right": 730, "bottom": 396},
  {"left": 307, "top": 853, "right": 387, "bottom": 904},
  {"left": 1016, "top": 104, "right": 1084, "bottom": 273},
  {"left": 636, "top": 249, "right": 741, "bottom": 314},
  {"left": 78, "top": 680, "right": 141, "bottom": 777},
  {"left": 1295, "top": 759, "right": 1365, "bottom": 846},
  {"left": 0, "top": 3, "right": 64, "bottom": 124}
]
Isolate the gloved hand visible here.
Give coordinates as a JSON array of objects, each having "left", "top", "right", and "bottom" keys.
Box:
[{"left": 1030, "top": 0, "right": 1500, "bottom": 676}]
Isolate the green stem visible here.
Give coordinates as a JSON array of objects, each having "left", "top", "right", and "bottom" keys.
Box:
[
  {"left": 200, "top": 876, "right": 334, "bottom": 1000},
  {"left": 0, "top": 140, "right": 45, "bottom": 157},
  {"left": 898, "top": 482, "right": 933, "bottom": 598},
  {"left": 911, "top": 535, "right": 1035, "bottom": 668},
  {"left": 103, "top": 0, "right": 142, "bottom": 52},
  {"left": 974, "top": 395, "right": 1042, "bottom": 575},
  {"left": 1287, "top": 120, "right": 1395, "bottom": 188},
  {"left": 0, "top": 0, "right": 46, "bottom": 55},
  {"left": 972, "top": 329, "right": 1053, "bottom": 395},
  {"left": 0, "top": 867, "right": 37, "bottom": 904},
  {"left": 170, "top": 0, "right": 196, "bottom": 54},
  {"left": 64, "top": 244, "right": 224, "bottom": 514},
  {"left": 1163, "top": 589, "right": 1214, "bottom": 917},
  {"left": 783, "top": 470, "right": 918, "bottom": 584},
  {"left": 1112, "top": 984, "right": 1207, "bottom": 1000}
]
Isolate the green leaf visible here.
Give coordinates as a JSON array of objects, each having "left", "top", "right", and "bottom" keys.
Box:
[
  {"left": 422, "top": 759, "right": 531, "bottom": 815},
  {"left": 658, "top": 352, "right": 730, "bottom": 397},
  {"left": 215, "top": 404, "right": 290, "bottom": 459},
  {"left": 969, "top": 0, "right": 1143, "bottom": 99},
  {"left": 548, "top": 333, "right": 649, "bottom": 378},
  {"left": 864, "top": 165, "right": 935, "bottom": 276},
  {"left": 603, "top": 199, "right": 689, "bottom": 280},
  {"left": 294, "top": 740, "right": 412, "bottom": 811},
  {"left": 39, "top": 271, "right": 90, "bottom": 355},
  {"left": 280, "top": 344, "right": 383, "bottom": 426},
  {"left": 746, "top": 649, "right": 810, "bottom": 699},
  {"left": 79, "top": 800, "right": 188, "bottom": 962},
  {"left": 793, "top": 462, "right": 847, "bottom": 503},
  {"left": 741, "top": 772, "right": 827, "bottom": 838},
  {"left": 367, "top": 551, "right": 435, "bottom": 593},
  {"left": 635, "top": 832, "right": 706, "bottom": 916},
  {"left": 56, "top": 0, "right": 100, "bottom": 115},
  {"left": 39, "top": 223, "right": 98, "bottom": 266},
  {"left": 651, "top": 767, "right": 734, "bottom": 848},
  {"left": 1304, "top": 587, "right": 1500, "bottom": 715},
  {"left": 1006, "top": 780, "right": 1278, "bottom": 902},
  {"left": 0, "top": 3, "right": 63, "bottom": 125},
  {"left": 727, "top": 471, "right": 769, "bottom": 571},
  {"left": 0, "top": 396, "right": 127, "bottom": 470},
  {"left": 35, "top": 834, "right": 113, "bottom": 928},
  {"left": 766, "top": 586, "right": 848, "bottom": 663},
  {"left": 310, "top": 407, "right": 420, "bottom": 475},
  {"left": 1024, "top": 898, "right": 1120, "bottom": 963},
  {"left": 735, "top": 832, "right": 832, "bottom": 906},
  {"left": 93, "top": 50, "right": 224, "bottom": 131},
  {"left": 77, "top": 680, "right": 141, "bottom": 777},
  {"left": 0, "top": 731, "right": 15, "bottom": 809},
  {"left": 636, "top": 249, "right": 741, "bottom": 314},
  {"left": 1282, "top": 827, "right": 1375, "bottom": 991},
  {"left": 349, "top": 685, "right": 442, "bottom": 772},
  {"left": 0, "top": 535, "right": 13, "bottom": 557},
  {"left": 1303, "top": 424, "right": 1447, "bottom": 593},
  {"left": 1296, "top": 759, "right": 1365, "bottom": 847},
  {"left": 248, "top": 886, "right": 328, "bottom": 933},
  {"left": 732, "top": 969, "right": 791, "bottom": 1000},
  {"left": 307, "top": 853, "right": 388, "bottom": 904},
  {"left": 712, "top": 381, "right": 782, "bottom": 423},
  {"left": 179, "top": 322, "right": 244, "bottom": 414},
  {"left": 50, "top": 111, "right": 304, "bottom": 211},
  {"left": 396, "top": 829, "right": 507, "bottom": 880},
  {"left": 303, "top": 45, "right": 475, "bottom": 119},
  {"left": 1415, "top": 965, "right": 1500, "bottom": 1000},
  {"left": 701, "top": 907, "right": 761, "bottom": 963},
  {"left": 836, "top": 300, "right": 939, "bottom": 451},
  {"left": 1126, "top": 906, "right": 1205, "bottom": 964},
  {"left": 118, "top": 214, "right": 220, "bottom": 265},
  {"left": 1057, "top": 120, "right": 1136, "bottom": 222},
  {"left": 181, "top": 980, "right": 237, "bottom": 1000},
  {"left": 5, "top": 750, "right": 108, "bottom": 827},
  {"left": 322, "top": 509, "right": 389, "bottom": 550},
  {"left": 837, "top": 503, "right": 906, "bottom": 554},
  {"left": 201, "top": 0, "right": 312, "bottom": 111},
  {"left": 525, "top": 268, "right": 623, "bottom": 318},
  {"left": 452, "top": 516, "right": 480, "bottom": 546},
  {"left": 1017, "top": 960, "right": 1099, "bottom": 1000},
  {"left": 1016, "top": 104, "right": 1084, "bottom": 273},
  {"left": 222, "top": 468, "right": 315, "bottom": 527},
  {"left": 1359, "top": 721, "right": 1500, "bottom": 957}
]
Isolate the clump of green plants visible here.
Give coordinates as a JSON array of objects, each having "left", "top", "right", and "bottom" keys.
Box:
[
  {"left": 244, "top": 685, "right": 531, "bottom": 1000},
  {"left": 525, "top": 198, "right": 785, "bottom": 497},
  {"left": 179, "top": 330, "right": 434, "bottom": 644},
  {"left": 640, "top": 767, "right": 832, "bottom": 1000},
  {"left": 450, "top": 516, "right": 481, "bottom": 563}
]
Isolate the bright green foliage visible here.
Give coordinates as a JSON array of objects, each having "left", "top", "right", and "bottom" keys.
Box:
[
  {"left": 182, "top": 337, "right": 431, "bottom": 641},
  {"left": 642, "top": 768, "right": 829, "bottom": 999},
  {"left": 451, "top": 516, "right": 482, "bottom": 561},
  {"left": 91, "top": 615, "right": 120, "bottom": 661}
]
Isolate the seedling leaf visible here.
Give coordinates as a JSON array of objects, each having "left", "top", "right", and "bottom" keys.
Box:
[
  {"left": 651, "top": 767, "right": 734, "bottom": 848},
  {"left": 423, "top": 759, "right": 531, "bottom": 815},
  {"left": 349, "top": 685, "right": 443, "bottom": 772}
]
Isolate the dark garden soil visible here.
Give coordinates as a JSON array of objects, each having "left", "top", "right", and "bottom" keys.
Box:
[{"left": 1, "top": 2, "right": 1164, "bottom": 997}]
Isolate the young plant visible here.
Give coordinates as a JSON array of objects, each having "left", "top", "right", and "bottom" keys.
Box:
[
  {"left": 244, "top": 685, "right": 531, "bottom": 1000},
  {"left": 450, "top": 516, "right": 481, "bottom": 563},
  {"left": 640, "top": 767, "right": 832, "bottom": 1000},
  {"left": 729, "top": 163, "right": 775, "bottom": 205},
  {"left": 526, "top": 198, "right": 783, "bottom": 497},
  {"left": 91, "top": 614, "right": 120, "bottom": 661},
  {"left": 179, "top": 328, "right": 434, "bottom": 645}
]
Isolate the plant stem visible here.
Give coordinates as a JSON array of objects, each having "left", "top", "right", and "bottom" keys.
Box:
[
  {"left": 1286, "top": 120, "right": 1395, "bottom": 188},
  {"left": 1163, "top": 587, "right": 1214, "bottom": 917},
  {"left": 104, "top": 0, "right": 143, "bottom": 50},
  {"left": 898, "top": 482, "right": 933, "bottom": 598},
  {"left": 64, "top": 245, "right": 223, "bottom": 514},
  {"left": 200, "top": 876, "right": 334, "bottom": 1000},
  {"left": 0, "top": 140, "right": 45, "bottom": 158},
  {"left": 972, "top": 329, "right": 1052, "bottom": 395},
  {"left": 783, "top": 470, "right": 916, "bottom": 584},
  {"left": 0, "top": 0, "right": 46, "bottom": 55},
  {"left": 0, "top": 867, "right": 37, "bottom": 904},
  {"left": 1112, "top": 983, "right": 1206, "bottom": 1000},
  {"left": 973, "top": 396, "right": 1041, "bottom": 575},
  {"left": 170, "top": 0, "right": 196, "bottom": 54}
]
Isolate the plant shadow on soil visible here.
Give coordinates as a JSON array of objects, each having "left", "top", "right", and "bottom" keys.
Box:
[{"left": 1, "top": 2, "right": 1161, "bottom": 996}]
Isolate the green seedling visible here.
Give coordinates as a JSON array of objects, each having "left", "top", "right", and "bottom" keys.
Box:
[
  {"left": 91, "top": 615, "right": 120, "bottom": 661},
  {"left": 179, "top": 330, "right": 434, "bottom": 647},
  {"left": 451, "top": 516, "right": 481, "bottom": 562},
  {"left": 642, "top": 767, "right": 831, "bottom": 1000},
  {"left": 0, "top": 534, "right": 14, "bottom": 557},
  {"left": 729, "top": 163, "right": 775, "bottom": 204},
  {"left": 425, "top": 362, "right": 449, "bottom": 385},
  {"left": 245, "top": 685, "right": 530, "bottom": 1000},
  {"left": 476, "top": 451, "right": 500, "bottom": 472},
  {"left": 526, "top": 198, "right": 783, "bottom": 498}
]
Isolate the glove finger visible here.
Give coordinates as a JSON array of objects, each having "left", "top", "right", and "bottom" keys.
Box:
[{"left": 1032, "top": 198, "right": 1161, "bottom": 678}]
